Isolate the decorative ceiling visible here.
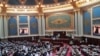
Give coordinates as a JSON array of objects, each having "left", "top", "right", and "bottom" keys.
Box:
[
  {"left": 7, "top": 0, "right": 66, "bottom": 5},
  {"left": 8, "top": 0, "right": 36, "bottom": 5},
  {"left": 0, "top": 0, "right": 99, "bottom": 14}
]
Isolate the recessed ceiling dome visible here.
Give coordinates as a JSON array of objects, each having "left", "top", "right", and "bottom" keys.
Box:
[{"left": 8, "top": 0, "right": 66, "bottom": 5}]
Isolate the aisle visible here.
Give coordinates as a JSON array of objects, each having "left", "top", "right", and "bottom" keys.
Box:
[{"left": 66, "top": 46, "right": 72, "bottom": 56}]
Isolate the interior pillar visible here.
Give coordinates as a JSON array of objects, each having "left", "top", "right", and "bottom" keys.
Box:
[
  {"left": 41, "top": 14, "right": 45, "bottom": 36},
  {"left": 38, "top": 14, "right": 42, "bottom": 36},
  {"left": 4, "top": 15, "right": 8, "bottom": 38},
  {"left": 74, "top": 10, "right": 78, "bottom": 35},
  {"left": 77, "top": 9, "right": 83, "bottom": 36},
  {"left": 0, "top": 15, "right": 4, "bottom": 39}
]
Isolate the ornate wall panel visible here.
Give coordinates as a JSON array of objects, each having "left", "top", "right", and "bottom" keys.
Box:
[
  {"left": 46, "top": 13, "right": 74, "bottom": 30},
  {"left": 83, "top": 11, "right": 91, "bottom": 35},
  {"left": 30, "top": 16, "right": 38, "bottom": 34},
  {"left": 8, "top": 16, "right": 17, "bottom": 36},
  {"left": 92, "top": 6, "right": 100, "bottom": 18}
]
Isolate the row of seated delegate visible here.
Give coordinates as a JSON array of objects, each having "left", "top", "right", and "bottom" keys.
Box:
[
  {"left": 71, "top": 45, "right": 100, "bottom": 56},
  {"left": 0, "top": 41, "right": 68, "bottom": 56}
]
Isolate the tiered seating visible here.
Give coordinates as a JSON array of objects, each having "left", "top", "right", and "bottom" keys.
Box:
[
  {"left": 0, "top": 41, "right": 54, "bottom": 56},
  {"left": 60, "top": 46, "right": 68, "bottom": 56},
  {"left": 71, "top": 45, "right": 83, "bottom": 56},
  {"left": 1, "top": 37, "right": 100, "bottom": 56},
  {"left": 0, "top": 40, "right": 71, "bottom": 56},
  {"left": 56, "top": 45, "right": 68, "bottom": 56},
  {"left": 71, "top": 45, "right": 100, "bottom": 56},
  {"left": 80, "top": 45, "right": 100, "bottom": 56}
]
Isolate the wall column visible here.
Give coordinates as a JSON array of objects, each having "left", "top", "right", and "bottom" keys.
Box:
[
  {"left": 0, "top": 15, "right": 8, "bottom": 39},
  {"left": 41, "top": 14, "right": 45, "bottom": 36},
  {"left": 74, "top": 10, "right": 78, "bottom": 35},
  {"left": 90, "top": 8, "right": 93, "bottom": 36},
  {"left": 4, "top": 15, "right": 8, "bottom": 38},
  {"left": 38, "top": 14, "right": 42, "bottom": 36},
  {"left": 77, "top": 9, "right": 83, "bottom": 36},
  {"left": 0, "top": 15, "right": 4, "bottom": 39},
  {"left": 28, "top": 16, "right": 30, "bottom": 35}
]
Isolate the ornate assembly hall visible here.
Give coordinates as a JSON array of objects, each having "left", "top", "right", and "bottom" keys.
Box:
[{"left": 0, "top": 0, "right": 100, "bottom": 56}]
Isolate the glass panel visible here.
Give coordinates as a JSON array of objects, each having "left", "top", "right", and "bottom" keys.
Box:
[
  {"left": 8, "top": 16, "right": 17, "bottom": 36},
  {"left": 83, "top": 11, "right": 91, "bottom": 35},
  {"left": 19, "top": 16, "right": 28, "bottom": 23}
]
